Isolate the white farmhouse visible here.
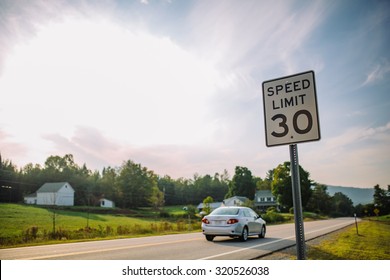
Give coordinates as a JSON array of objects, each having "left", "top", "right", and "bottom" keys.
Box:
[
  {"left": 254, "top": 190, "right": 278, "bottom": 212},
  {"left": 24, "top": 182, "right": 75, "bottom": 206}
]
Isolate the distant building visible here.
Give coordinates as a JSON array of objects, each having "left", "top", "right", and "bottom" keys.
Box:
[
  {"left": 24, "top": 192, "right": 37, "bottom": 205},
  {"left": 197, "top": 202, "right": 223, "bottom": 213},
  {"left": 254, "top": 190, "right": 278, "bottom": 211},
  {"left": 99, "top": 198, "right": 115, "bottom": 208},
  {"left": 196, "top": 192, "right": 278, "bottom": 214},
  {"left": 24, "top": 182, "right": 75, "bottom": 206},
  {"left": 223, "top": 196, "right": 249, "bottom": 207}
]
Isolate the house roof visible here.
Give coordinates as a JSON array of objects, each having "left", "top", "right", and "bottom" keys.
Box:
[
  {"left": 255, "top": 190, "right": 274, "bottom": 197},
  {"left": 37, "top": 182, "right": 74, "bottom": 193},
  {"left": 197, "top": 202, "right": 223, "bottom": 209},
  {"left": 24, "top": 192, "right": 37, "bottom": 198},
  {"left": 99, "top": 198, "right": 114, "bottom": 202},
  {"left": 223, "top": 196, "right": 249, "bottom": 203}
]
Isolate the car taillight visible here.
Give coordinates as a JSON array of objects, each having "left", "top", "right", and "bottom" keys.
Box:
[
  {"left": 227, "top": 218, "right": 239, "bottom": 224},
  {"left": 202, "top": 218, "right": 210, "bottom": 224}
]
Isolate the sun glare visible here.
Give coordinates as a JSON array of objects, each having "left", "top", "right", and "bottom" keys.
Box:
[{"left": 1, "top": 18, "right": 222, "bottom": 148}]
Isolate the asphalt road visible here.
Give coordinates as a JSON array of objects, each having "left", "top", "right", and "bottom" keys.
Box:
[{"left": 0, "top": 218, "right": 357, "bottom": 260}]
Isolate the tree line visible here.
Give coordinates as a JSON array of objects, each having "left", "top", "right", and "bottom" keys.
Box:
[
  {"left": 0, "top": 154, "right": 229, "bottom": 208},
  {"left": 0, "top": 153, "right": 388, "bottom": 216}
]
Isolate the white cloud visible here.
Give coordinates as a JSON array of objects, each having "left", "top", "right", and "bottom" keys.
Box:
[
  {"left": 187, "top": 0, "right": 330, "bottom": 77},
  {"left": 363, "top": 122, "right": 390, "bottom": 138},
  {"left": 0, "top": 18, "right": 227, "bottom": 148},
  {"left": 362, "top": 60, "right": 390, "bottom": 86},
  {"left": 0, "top": 129, "right": 28, "bottom": 161},
  {"left": 300, "top": 123, "right": 390, "bottom": 187},
  {"left": 315, "top": 123, "right": 390, "bottom": 160}
]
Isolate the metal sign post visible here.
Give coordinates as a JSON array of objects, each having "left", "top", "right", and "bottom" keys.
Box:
[
  {"left": 262, "top": 70, "right": 320, "bottom": 260},
  {"left": 289, "top": 144, "right": 306, "bottom": 259}
]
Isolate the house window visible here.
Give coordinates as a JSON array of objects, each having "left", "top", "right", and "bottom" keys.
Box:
[
  {"left": 267, "top": 197, "right": 272, "bottom": 202},
  {"left": 260, "top": 197, "right": 265, "bottom": 202}
]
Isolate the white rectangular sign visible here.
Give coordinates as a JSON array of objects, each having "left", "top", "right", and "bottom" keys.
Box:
[{"left": 262, "top": 70, "right": 320, "bottom": 147}]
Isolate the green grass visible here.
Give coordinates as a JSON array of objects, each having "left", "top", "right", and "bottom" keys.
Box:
[
  {"left": 0, "top": 203, "right": 200, "bottom": 248},
  {"left": 137, "top": 205, "right": 188, "bottom": 218},
  {"left": 261, "top": 211, "right": 326, "bottom": 224},
  {"left": 162, "top": 205, "right": 188, "bottom": 216},
  {"left": 307, "top": 216, "right": 390, "bottom": 260}
]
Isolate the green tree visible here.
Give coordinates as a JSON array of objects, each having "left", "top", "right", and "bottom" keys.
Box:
[
  {"left": 203, "top": 196, "right": 214, "bottom": 214},
  {"left": 256, "top": 169, "right": 273, "bottom": 191},
  {"left": 158, "top": 175, "right": 176, "bottom": 205},
  {"left": 226, "top": 166, "right": 256, "bottom": 200},
  {"left": 0, "top": 155, "right": 20, "bottom": 202},
  {"left": 271, "top": 163, "right": 291, "bottom": 211},
  {"left": 174, "top": 177, "right": 192, "bottom": 205},
  {"left": 257, "top": 178, "right": 271, "bottom": 190},
  {"left": 117, "top": 160, "right": 158, "bottom": 208},
  {"left": 192, "top": 173, "right": 229, "bottom": 203},
  {"left": 150, "top": 184, "right": 164, "bottom": 210},
  {"left": 100, "top": 166, "right": 120, "bottom": 204},
  {"left": 373, "top": 184, "right": 390, "bottom": 215},
  {"left": 210, "top": 172, "right": 229, "bottom": 201},
  {"left": 193, "top": 173, "right": 211, "bottom": 203},
  {"left": 43, "top": 154, "right": 78, "bottom": 179},
  {"left": 17, "top": 163, "right": 43, "bottom": 201},
  {"left": 306, "top": 184, "right": 332, "bottom": 214},
  {"left": 331, "top": 192, "right": 354, "bottom": 216},
  {"left": 271, "top": 162, "right": 312, "bottom": 212}
]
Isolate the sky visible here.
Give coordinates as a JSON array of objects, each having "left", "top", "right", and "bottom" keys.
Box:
[{"left": 0, "top": 0, "right": 389, "bottom": 188}]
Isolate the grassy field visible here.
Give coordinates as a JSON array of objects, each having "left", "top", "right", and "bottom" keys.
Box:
[
  {"left": 306, "top": 216, "right": 390, "bottom": 260},
  {"left": 258, "top": 215, "right": 390, "bottom": 260},
  {"left": 0, "top": 203, "right": 199, "bottom": 247}
]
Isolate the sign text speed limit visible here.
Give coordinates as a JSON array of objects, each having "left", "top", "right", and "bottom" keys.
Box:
[{"left": 262, "top": 71, "right": 320, "bottom": 147}]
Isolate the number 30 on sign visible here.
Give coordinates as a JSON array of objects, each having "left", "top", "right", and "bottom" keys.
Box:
[{"left": 262, "top": 71, "right": 321, "bottom": 147}]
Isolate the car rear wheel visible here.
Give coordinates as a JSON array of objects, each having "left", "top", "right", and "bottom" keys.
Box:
[
  {"left": 240, "top": 227, "right": 248, "bottom": 242},
  {"left": 205, "top": 235, "right": 215, "bottom": 241},
  {"left": 259, "top": 225, "right": 266, "bottom": 238}
]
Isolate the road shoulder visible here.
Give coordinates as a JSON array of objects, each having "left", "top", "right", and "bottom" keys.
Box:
[{"left": 255, "top": 226, "right": 346, "bottom": 260}]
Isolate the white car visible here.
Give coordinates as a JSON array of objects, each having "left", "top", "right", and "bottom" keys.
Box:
[{"left": 201, "top": 206, "right": 266, "bottom": 241}]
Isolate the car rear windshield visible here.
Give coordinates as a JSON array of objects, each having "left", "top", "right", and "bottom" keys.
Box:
[{"left": 211, "top": 208, "right": 240, "bottom": 215}]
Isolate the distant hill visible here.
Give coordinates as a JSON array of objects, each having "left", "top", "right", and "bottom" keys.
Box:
[{"left": 326, "top": 185, "right": 374, "bottom": 205}]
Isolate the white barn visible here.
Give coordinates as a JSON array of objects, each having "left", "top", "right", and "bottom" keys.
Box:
[
  {"left": 99, "top": 198, "right": 115, "bottom": 208},
  {"left": 24, "top": 182, "right": 75, "bottom": 206}
]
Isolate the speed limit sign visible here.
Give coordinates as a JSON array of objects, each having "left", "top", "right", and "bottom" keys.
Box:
[{"left": 262, "top": 71, "right": 320, "bottom": 147}]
